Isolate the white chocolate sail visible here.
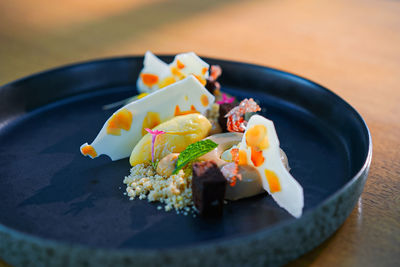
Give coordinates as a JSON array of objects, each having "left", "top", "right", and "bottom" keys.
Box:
[
  {"left": 137, "top": 51, "right": 210, "bottom": 94},
  {"left": 170, "top": 52, "right": 209, "bottom": 81},
  {"left": 81, "top": 76, "right": 215, "bottom": 161},
  {"left": 238, "top": 114, "right": 304, "bottom": 217},
  {"left": 136, "top": 51, "right": 171, "bottom": 93}
]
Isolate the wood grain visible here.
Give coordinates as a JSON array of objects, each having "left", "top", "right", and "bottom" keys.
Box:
[{"left": 0, "top": 0, "right": 399, "bottom": 266}]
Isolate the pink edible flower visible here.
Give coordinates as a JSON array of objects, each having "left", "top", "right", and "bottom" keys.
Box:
[
  {"left": 145, "top": 128, "right": 166, "bottom": 164},
  {"left": 216, "top": 93, "right": 235, "bottom": 105}
]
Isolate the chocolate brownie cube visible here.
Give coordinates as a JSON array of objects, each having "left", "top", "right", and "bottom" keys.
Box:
[{"left": 192, "top": 161, "right": 227, "bottom": 216}]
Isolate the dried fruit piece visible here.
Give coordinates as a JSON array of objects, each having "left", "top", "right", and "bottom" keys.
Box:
[
  {"left": 264, "top": 169, "right": 281, "bottom": 193},
  {"left": 246, "top": 124, "right": 269, "bottom": 150},
  {"left": 176, "top": 59, "right": 185, "bottom": 69},
  {"left": 80, "top": 145, "right": 97, "bottom": 158},
  {"left": 141, "top": 73, "right": 159, "bottom": 86},
  {"left": 107, "top": 109, "right": 133, "bottom": 135},
  {"left": 250, "top": 146, "right": 264, "bottom": 167},
  {"left": 201, "top": 94, "right": 209, "bottom": 107}
]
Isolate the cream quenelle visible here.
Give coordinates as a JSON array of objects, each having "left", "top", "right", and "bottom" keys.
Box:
[
  {"left": 129, "top": 113, "right": 212, "bottom": 166},
  {"left": 80, "top": 76, "right": 215, "bottom": 161}
]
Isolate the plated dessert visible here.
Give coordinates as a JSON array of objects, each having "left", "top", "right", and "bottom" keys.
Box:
[
  {"left": 80, "top": 52, "right": 304, "bottom": 218},
  {"left": 0, "top": 52, "right": 371, "bottom": 266}
]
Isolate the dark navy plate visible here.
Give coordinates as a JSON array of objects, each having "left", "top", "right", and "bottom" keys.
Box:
[{"left": 0, "top": 56, "right": 371, "bottom": 267}]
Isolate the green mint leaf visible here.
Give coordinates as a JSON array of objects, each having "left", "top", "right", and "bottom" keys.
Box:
[{"left": 172, "top": 139, "right": 218, "bottom": 174}]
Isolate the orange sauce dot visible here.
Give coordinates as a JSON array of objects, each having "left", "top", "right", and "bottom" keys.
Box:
[
  {"left": 250, "top": 146, "right": 264, "bottom": 167},
  {"left": 264, "top": 169, "right": 281, "bottom": 193},
  {"left": 200, "top": 94, "right": 209, "bottom": 107},
  {"left": 202, "top": 67, "right": 208, "bottom": 75},
  {"left": 81, "top": 145, "right": 97, "bottom": 158},
  {"left": 176, "top": 60, "right": 185, "bottom": 69},
  {"left": 142, "top": 111, "right": 161, "bottom": 136},
  {"left": 141, "top": 73, "right": 159, "bottom": 86},
  {"left": 238, "top": 149, "right": 248, "bottom": 165}
]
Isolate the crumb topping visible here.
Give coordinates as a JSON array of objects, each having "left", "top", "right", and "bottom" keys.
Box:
[{"left": 123, "top": 163, "right": 196, "bottom": 214}]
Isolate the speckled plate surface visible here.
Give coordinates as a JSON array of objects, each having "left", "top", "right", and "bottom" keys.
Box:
[{"left": 0, "top": 56, "right": 371, "bottom": 267}]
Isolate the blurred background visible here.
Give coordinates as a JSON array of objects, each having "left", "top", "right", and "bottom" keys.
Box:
[{"left": 0, "top": 0, "right": 399, "bottom": 266}]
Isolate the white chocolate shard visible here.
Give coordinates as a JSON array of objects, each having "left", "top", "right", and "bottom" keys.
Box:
[
  {"left": 136, "top": 51, "right": 171, "bottom": 93},
  {"left": 238, "top": 114, "right": 304, "bottom": 218},
  {"left": 170, "top": 52, "right": 209, "bottom": 80},
  {"left": 137, "top": 51, "right": 209, "bottom": 94},
  {"left": 81, "top": 76, "right": 215, "bottom": 161}
]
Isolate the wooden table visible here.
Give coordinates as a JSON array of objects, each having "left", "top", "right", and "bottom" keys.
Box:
[{"left": 0, "top": 0, "right": 399, "bottom": 266}]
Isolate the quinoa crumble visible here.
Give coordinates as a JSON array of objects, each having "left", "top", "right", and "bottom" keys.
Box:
[{"left": 123, "top": 163, "right": 196, "bottom": 214}]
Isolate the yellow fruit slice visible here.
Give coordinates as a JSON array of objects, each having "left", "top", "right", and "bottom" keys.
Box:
[{"left": 129, "top": 114, "right": 211, "bottom": 166}]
